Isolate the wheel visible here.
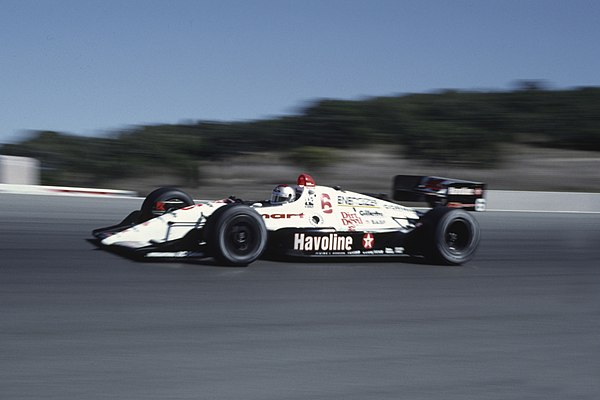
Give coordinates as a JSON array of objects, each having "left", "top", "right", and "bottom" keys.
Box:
[
  {"left": 205, "top": 205, "right": 267, "bottom": 266},
  {"left": 139, "top": 187, "right": 195, "bottom": 222},
  {"left": 414, "top": 207, "right": 480, "bottom": 265}
]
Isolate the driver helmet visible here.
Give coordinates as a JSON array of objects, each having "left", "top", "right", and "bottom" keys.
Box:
[{"left": 271, "top": 184, "right": 295, "bottom": 204}]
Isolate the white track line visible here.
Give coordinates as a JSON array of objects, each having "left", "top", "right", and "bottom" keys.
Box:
[{"left": 486, "top": 209, "right": 600, "bottom": 214}]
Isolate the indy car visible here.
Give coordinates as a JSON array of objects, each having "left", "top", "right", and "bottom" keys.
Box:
[{"left": 91, "top": 174, "right": 485, "bottom": 266}]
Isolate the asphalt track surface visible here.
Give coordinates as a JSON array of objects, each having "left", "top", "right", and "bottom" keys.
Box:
[{"left": 1, "top": 194, "right": 599, "bottom": 400}]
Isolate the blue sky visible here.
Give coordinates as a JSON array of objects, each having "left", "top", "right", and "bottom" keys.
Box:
[{"left": 1, "top": 0, "right": 599, "bottom": 143}]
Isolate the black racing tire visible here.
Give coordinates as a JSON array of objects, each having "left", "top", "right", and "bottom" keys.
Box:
[
  {"left": 205, "top": 204, "right": 267, "bottom": 267},
  {"left": 415, "top": 207, "right": 481, "bottom": 265},
  {"left": 139, "top": 187, "right": 195, "bottom": 222}
]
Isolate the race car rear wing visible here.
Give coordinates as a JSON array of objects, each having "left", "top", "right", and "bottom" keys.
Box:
[{"left": 392, "top": 175, "right": 486, "bottom": 211}]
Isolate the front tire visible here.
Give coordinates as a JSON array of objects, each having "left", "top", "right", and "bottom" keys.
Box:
[
  {"left": 205, "top": 205, "right": 267, "bottom": 267},
  {"left": 139, "top": 187, "right": 195, "bottom": 222}
]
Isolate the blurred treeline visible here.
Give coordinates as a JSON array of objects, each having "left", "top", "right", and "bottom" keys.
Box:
[{"left": 2, "top": 84, "right": 599, "bottom": 186}]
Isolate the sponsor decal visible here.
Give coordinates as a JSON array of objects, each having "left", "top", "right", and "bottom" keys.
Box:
[
  {"left": 305, "top": 192, "right": 316, "bottom": 208},
  {"left": 359, "top": 210, "right": 383, "bottom": 217},
  {"left": 361, "top": 249, "right": 384, "bottom": 255},
  {"left": 362, "top": 233, "right": 375, "bottom": 250},
  {"left": 341, "top": 211, "right": 363, "bottom": 226},
  {"left": 262, "top": 213, "right": 304, "bottom": 219},
  {"left": 383, "top": 203, "right": 412, "bottom": 212},
  {"left": 337, "top": 195, "right": 378, "bottom": 208},
  {"left": 293, "top": 233, "right": 353, "bottom": 251},
  {"left": 448, "top": 187, "right": 476, "bottom": 196}
]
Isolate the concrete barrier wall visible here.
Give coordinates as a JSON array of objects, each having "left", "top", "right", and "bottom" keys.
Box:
[
  {"left": 0, "top": 184, "right": 136, "bottom": 198},
  {"left": 1, "top": 184, "right": 598, "bottom": 212},
  {"left": 486, "top": 190, "right": 600, "bottom": 213}
]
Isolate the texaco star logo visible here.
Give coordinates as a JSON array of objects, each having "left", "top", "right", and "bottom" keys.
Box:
[{"left": 362, "top": 233, "right": 375, "bottom": 250}]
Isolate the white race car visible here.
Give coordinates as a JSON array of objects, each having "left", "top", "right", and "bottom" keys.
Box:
[{"left": 92, "top": 174, "right": 485, "bottom": 266}]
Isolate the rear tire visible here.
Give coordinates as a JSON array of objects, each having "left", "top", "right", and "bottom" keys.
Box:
[
  {"left": 205, "top": 205, "right": 267, "bottom": 267},
  {"left": 139, "top": 187, "right": 195, "bottom": 222},
  {"left": 413, "top": 207, "right": 480, "bottom": 265}
]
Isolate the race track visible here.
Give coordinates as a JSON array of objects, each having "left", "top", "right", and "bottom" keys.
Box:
[{"left": 1, "top": 194, "right": 599, "bottom": 400}]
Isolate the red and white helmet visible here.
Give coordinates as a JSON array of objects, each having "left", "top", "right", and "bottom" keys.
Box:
[{"left": 271, "top": 184, "right": 295, "bottom": 204}]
